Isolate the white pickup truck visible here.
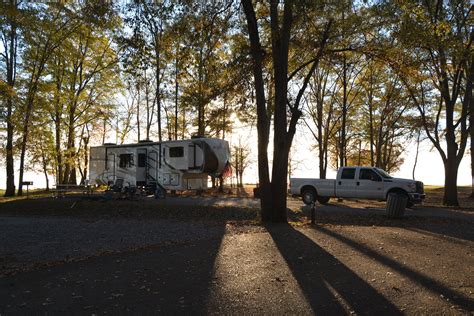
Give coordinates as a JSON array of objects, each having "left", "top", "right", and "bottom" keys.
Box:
[{"left": 289, "top": 166, "right": 425, "bottom": 207}]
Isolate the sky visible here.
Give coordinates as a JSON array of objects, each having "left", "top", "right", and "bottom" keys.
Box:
[{"left": 227, "top": 117, "right": 472, "bottom": 187}]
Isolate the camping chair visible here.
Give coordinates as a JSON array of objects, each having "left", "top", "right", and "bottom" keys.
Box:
[{"left": 110, "top": 178, "right": 124, "bottom": 193}]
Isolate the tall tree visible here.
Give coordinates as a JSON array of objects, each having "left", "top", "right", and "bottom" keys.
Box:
[
  {"left": 0, "top": 0, "right": 20, "bottom": 196},
  {"left": 17, "top": 5, "right": 77, "bottom": 194},
  {"left": 304, "top": 62, "right": 339, "bottom": 179},
  {"left": 383, "top": 0, "right": 473, "bottom": 206},
  {"left": 242, "top": 0, "right": 332, "bottom": 222}
]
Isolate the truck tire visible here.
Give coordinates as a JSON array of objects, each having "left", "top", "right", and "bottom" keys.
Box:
[
  {"left": 317, "top": 196, "right": 330, "bottom": 205},
  {"left": 386, "top": 192, "right": 407, "bottom": 218},
  {"left": 302, "top": 188, "right": 317, "bottom": 205}
]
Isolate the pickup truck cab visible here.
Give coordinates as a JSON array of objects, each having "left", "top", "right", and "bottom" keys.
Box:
[{"left": 289, "top": 166, "right": 425, "bottom": 207}]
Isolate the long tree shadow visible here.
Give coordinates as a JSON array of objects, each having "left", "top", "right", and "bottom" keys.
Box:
[
  {"left": 266, "top": 223, "right": 402, "bottom": 315},
  {"left": 0, "top": 225, "right": 226, "bottom": 314},
  {"left": 315, "top": 226, "right": 474, "bottom": 311},
  {"left": 297, "top": 205, "right": 474, "bottom": 242}
]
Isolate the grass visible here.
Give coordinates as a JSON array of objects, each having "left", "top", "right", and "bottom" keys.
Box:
[
  {"left": 0, "top": 185, "right": 472, "bottom": 221},
  {"left": 423, "top": 185, "right": 474, "bottom": 210},
  {"left": 0, "top": 197, "right": 260, "bottom": 222}
]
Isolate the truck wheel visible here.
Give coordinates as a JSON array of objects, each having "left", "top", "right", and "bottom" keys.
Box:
[
  {"left": 406, "top": 200, "right": 414, "bottom": 209},
  {"left": 386, "top": 192, "right": 407, "bottom": 219},
  {"left": 302, "top": 188, "right": 317, "bottom": 205},
  {"left": 317, "top": 197, "right": 330, "bottom": 205}
]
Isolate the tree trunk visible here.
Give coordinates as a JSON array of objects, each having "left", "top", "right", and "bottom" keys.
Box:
[
  {"left": 5, "top": 98, "right": 15, "bottom": 196},
  {"left": 4, "top": 0, "right": 17, "bottom": 197},
  {"left": 270, "top": 149, "right": 290, "bottom": 222},
  {"left": 175, "top": 40, "right": 179, "bottom": 140},
  {"left": 136, "top": 82, "right": 141, "bottom": 142},
  {"left": 81, "top": 133, "right": 90, "bottom": 185},
  {"left": 155, "top": 33, "right": 162, "bottom": 142},
  {"left": 197, "top": 45, "right": 205, "bottom": 136},
  {"left": 412, "top": 130, "right": 420, "bottom": 180},
  {"left": 317, "top": 95, "right": 326, "bottom": 179},
  {"left": 242, "top": 0, "right": 272, "bottom": 221},
  {"left": 368, "top": 95, "right": 375, "bottom": 166},
  {"left": 18, "top": 91, "right": 36, "bottom": 195},
  {"left": 470, "top": 59, "right": 474, "bottom": 198},
  {"left": 318, "top": 148, "right": 326, "bottom": 179},
  {"left": 269, "top": 0, "right": 293, "bottom": 222},
  {"left": 339, "top": 55, "right": 347, "bottom": 168},
  {"left": 218, "top": 175, "right": 224, "bottom": 192},
  {"left": 471, "top": 110, "right": 474, "bottom": 198},
  {"left": 443, "top": 158, "right": 459, "bottom": 206},
  {"left": 145, "top": 71, "right": 151, "bottom": 140},
  {"left": 42, "top": 149, "right": 50, "bottom": 191},
  {"left": 211, "top": 176, "right": 216, "bottom": 188},
  {"left": 55, "top": 105, "right": 63, "bottom": 185}
]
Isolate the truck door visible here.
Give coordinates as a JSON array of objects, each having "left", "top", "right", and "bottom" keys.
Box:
[
  {"left": 336, "top": 167, "right": 358, "bottom": 198},
  {"left": 357, "top": 168, "right": 384, "bottom": 199}
]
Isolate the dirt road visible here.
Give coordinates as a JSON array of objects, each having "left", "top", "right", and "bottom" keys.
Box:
[{"left": 0, "top": 197, "right": 473, "bottom": 314}]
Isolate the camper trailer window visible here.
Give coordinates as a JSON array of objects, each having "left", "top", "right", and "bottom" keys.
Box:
[
  {"left": 169, "top": 146, "right": 184, "bottom": 158},
  {"left": 119, "top": 154, "right": 134, "bottom": 168},
  {"left": 138, "top": 153, "right": 146, "bottom": 167}
]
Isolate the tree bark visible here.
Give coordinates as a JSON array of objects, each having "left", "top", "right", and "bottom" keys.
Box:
[
  {"left": 471, "top": 98, "right": 474, "bottom": 197},
  {"left": 339, "top": 55, "right": 347, "bottom": 168},
  {"left": 136, "top": 81, "right": 141, "bottom": 142},
  {"left": 4, "top": 0, "right": 18, "bottom": 197},
  {"left": 175, "top": 40, "right": 179, "bottom": 140},
  {"left": 241, "top": 0, "right": 272, "bottom": 221},
  {"left": 155, "top": 32, "right": 162, "bottom": 142},
  {"left": 470, "top": 57, "right": 474, "bottom": 198},
  {"left": 412, "top": 130, "right": 420, "bottom": 180},
  {"left": 443, "top": 157, "right": 459, "bottom": 206},
  {"left": 18, "top": 80, "right": 41, "bottom": 195},
  {"left": 243, "top": 1, "right": 329, "bottom": 222}
]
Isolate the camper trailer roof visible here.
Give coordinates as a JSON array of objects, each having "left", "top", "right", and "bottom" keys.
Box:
[{"left": 92, "top": 137, "right": 223, "bottom": 149}]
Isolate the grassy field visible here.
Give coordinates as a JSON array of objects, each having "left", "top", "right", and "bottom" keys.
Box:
[
  {"left": 423, "top": 185, "right": 474, "bottom": 210},
  {"left": 0, "top": 185, "right": 474, "bottom": 221}
]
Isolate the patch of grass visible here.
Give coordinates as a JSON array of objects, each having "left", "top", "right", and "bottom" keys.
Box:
[
  {"left": 0, "top": 189, "right": 54, "bottom": 203},
  {"left": 424, "top": 186, "right": 474, "bottom": 210},
  {"left": 0, "top": 198, "right": 260, "bottom": 222}
]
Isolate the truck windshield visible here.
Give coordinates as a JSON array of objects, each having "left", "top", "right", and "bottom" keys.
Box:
[{"left": 375, "top": 168, "right": 393, "bottom": 179}]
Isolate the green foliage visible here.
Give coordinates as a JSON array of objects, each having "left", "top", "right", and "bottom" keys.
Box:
[{"left": 0, "top": 0, "right": 470, "bottom": 198}]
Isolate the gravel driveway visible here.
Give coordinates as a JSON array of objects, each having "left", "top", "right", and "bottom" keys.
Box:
[
  {"left": 0, "top": 217, "right": 228, "bottom": 274},
  {"left": 1, "top": 196, "right": 472, "bottom": 274}
]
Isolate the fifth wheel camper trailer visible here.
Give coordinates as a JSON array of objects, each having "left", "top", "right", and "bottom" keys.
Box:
[{"left": 89, "top": 137, "right": 230, "bottom": 192}]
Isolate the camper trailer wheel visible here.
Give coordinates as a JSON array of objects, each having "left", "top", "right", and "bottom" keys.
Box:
[{"left": 155, "top": 187, "right": 166, "bottom": 199}]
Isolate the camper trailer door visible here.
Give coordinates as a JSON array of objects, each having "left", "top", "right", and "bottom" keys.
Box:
[
  {"left": 107, "top": 153, "right": 116, "bottom": 183},
  {"left": 136, "top": 148, "right": 147, "bottom": 185}
]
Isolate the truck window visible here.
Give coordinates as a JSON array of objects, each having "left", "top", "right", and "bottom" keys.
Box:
[
  {"left": 169, "top": 146, "right": 184, "bottom": 158},
  {"left": 360, "top": 168, "right": 381, "bottom": 181},
  {"left": 119, "top": 154, "right": 134, "bottom": 168},
  {"left": 341, "top": 168, "right": 356, "bottom": 179}
]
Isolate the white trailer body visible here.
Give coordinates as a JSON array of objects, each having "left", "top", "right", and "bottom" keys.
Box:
[{"left": 89, "top": 137, "right": 230, "bottom": 191}]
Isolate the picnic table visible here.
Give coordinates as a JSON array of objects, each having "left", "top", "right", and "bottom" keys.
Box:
[{"left": 52, "top": 184, "right": 94, "bottom": 198}]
